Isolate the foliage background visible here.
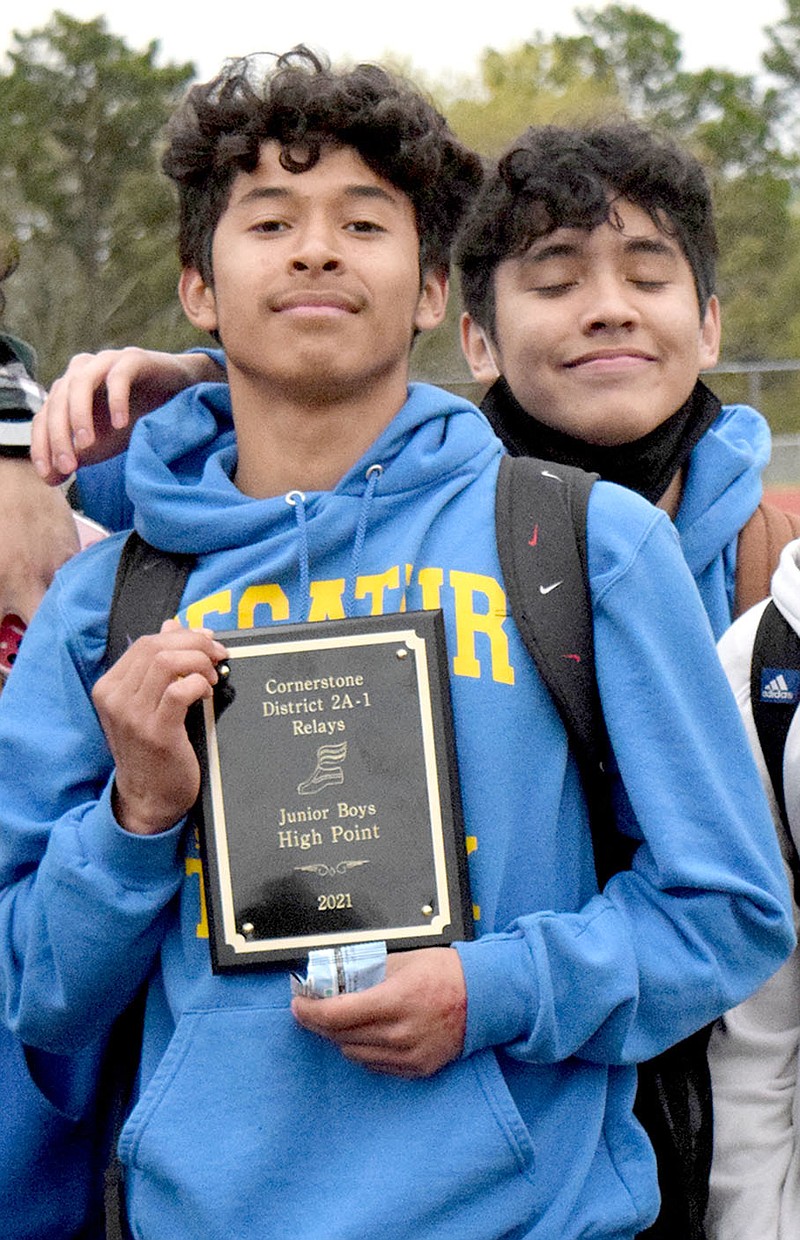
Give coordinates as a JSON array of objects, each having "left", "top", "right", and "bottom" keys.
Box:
[{"left": 4, "top": 6, "right": 800, "bottom": 429}]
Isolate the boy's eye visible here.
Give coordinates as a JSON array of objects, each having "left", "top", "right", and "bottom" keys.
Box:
[
  {"left": 250, "top": 219, "right": 287, "bottom": 233},
  {"left": 532, "top": 281, "right": 577, "bottom": 297},
  {"left": 521, "top": 259, "right": 580, "bottom": 296},
  {"left": 346, "top": 220, "right": 385, "bottom": 234},
  {"left": 626, "top": 257, "right": 675, "bottom": 289}
]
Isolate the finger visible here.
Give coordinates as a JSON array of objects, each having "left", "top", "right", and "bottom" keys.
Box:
[
  {"left": 95, "top": 629, "right": 227, "bottom": 706},
  {"left": 105, "top": 641, "right": 227, "bottom": 704},
  {"left": 31, "top": 352, "right": 123, "bottom": 481},
  {"left": 30, "top": 407, "right": 54, "bottom": 481},
  {"left": 57, "top": 355, "right": 108, "bottom": 459},
  {"left": 103, "top": 348, "right": 143, "bottom": 429},
  {"left": 291, "top": 986, "right": 399, "bottom": 1036},
  {"left": 31, "top": 396, "right": 70, "bottom": 483},
  {"left": 111, "top": 625, "right": 226, "bottom": 664},
  {"left": 32, "top": 365, "right": 93, "bottom": 481},
  {"left": 96, "top": 668, "right": 213, "bottom": 737},
  {"left": 64, "top": 359, "right": 111, "bottom": 450},
  {"left": 294, "top": 1002, "right": 443, "bottom": 1078},
  {"left": 157, "top": 670, "right": 218, "bottom": 715},
  {"left": 157, "top": 620, "right": 229, "bottom": 664},
  {"left": 102, "top": 672, "right": 216, "bottom": 738},
  {"left": 143, "top": 646, "right": 226, "bottom": 696}
]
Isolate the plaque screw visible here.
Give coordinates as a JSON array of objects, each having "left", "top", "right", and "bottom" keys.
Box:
[
  {"left": 241, "top": 922, "right": 255, "bottom": 936},
  {"left": 396, "top": 647, "right": 409, "bottom": 660},
  {"left": 421, "top": 904, "right": 433, "bottom": 917}
]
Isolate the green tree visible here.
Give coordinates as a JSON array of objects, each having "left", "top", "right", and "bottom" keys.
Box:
[
  {"left": 445, "top": 35, "right": 621, "bottom": 159},
  {"left": 714, "top": 174, "right": 796, "bottom": 359},
  {"left": 574, "top": 5, "right": 786, "bottom": 175},
  {"left": 570, "top": 5, "right": 682, "bottom": 115},
  {"left": 0, "top": 11, "right": 197, "bottom": 380},
  {"left": 764, "top": 0, "right": 800, "bottom": 131}
]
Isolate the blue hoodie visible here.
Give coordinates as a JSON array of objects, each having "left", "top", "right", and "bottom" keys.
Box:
[
  {"left": 0, "top": 1028, "right": 107, "bottom": 1238},
  {"left": 673, "top": 402, "right": 770, "bottom": 638},
  {"left": 0, "top": 383, "right": 792, "bottom": 1240}
]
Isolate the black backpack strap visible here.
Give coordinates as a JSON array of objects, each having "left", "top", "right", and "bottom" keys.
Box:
[
  {"left": 496, "top": 459, "right": 714, "bottom": 1236},
  {"left": 105, "top": 531, "right": 195, "bottom": 668},
  {"left": 101, "top": 530, "right": 194, "bottom": 1238},
  {"left": 495, "top": 455, "right": 630, "bottom": 887},
  {"left": 751, "top": 600, "right": 800, "bottom": 833},
  {"left": 495, "top": 455, "right": 601, "bottom": 762}
]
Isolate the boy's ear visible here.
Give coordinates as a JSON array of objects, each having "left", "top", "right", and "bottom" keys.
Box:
[
  {"left": 179, "top": 268, "right": 219, "bottom": 335},
  {"left": 699, "top": 294, "right": 721, "bottom": 371},
  {"left": 460, "top": 313, "right": 501, "bottom": 385},
  {"left": 413, "top": 269, "right": 449, "bottom": 333}
]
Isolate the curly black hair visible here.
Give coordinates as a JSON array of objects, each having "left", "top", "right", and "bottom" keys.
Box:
[
  {"left": 162, "top": 46, "right": 484, "bottom": 284},
  {"left": 455, "top": 121, "right": 717, "bottom": 332}
]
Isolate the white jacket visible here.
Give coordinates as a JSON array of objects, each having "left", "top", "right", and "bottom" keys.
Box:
[{"left": 708, "top": 537, "right": 800, "bottom": 1239}]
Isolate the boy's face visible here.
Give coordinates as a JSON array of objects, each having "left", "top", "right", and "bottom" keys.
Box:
[
  {"left": 180, "top": 142, "right": 446, "bottom": 409},
  {"left": 461, "top": 199, "right": 720, "bottom": 447}
]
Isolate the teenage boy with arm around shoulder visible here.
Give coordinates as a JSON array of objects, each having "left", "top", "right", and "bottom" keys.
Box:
[
  {"left": 2, "top": 52, "right": 793, "bottom": 1239},
  {"left": 33, "top": 124, "right": 773, "bottom": 639},
  {"left": 453, "top": 122, "right": 768, "bottom": 1239}
]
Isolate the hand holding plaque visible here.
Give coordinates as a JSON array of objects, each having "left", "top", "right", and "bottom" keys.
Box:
[{"left": 194, "top": 610, "right": 473, "bottom": 970}]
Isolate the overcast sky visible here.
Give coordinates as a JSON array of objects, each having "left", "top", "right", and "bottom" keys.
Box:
[{"left": 0, "top": 1, "right": 790, "bottom": 85}]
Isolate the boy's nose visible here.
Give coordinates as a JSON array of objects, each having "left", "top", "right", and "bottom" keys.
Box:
[
  {"left": 581, "top": 276, "right": 639, "bottom": 332},
  {"left": 290, "top": 225, "right": 342, "bottom": 274},
  {"left": 291, "top": 254, "right": 341, "bottom": 273}
]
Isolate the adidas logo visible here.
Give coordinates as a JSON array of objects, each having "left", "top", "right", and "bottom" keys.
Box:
[{"left": 761, "top": 668, "right": 800, "bottom": 704}]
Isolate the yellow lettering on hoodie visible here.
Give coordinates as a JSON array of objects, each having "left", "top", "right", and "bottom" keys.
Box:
[
  {"left": 186, "top": 590, "right": 233, "bottom": 630},
  {"left": 417, "top": 567, "right": 444, "bottom": 611},
  {"left": 355, "top": 566, "right": 400, "bottom": 614},
  {"left": 185, "top": 858, "right": 209, "bottom": 939},
  {"left": 398, "top": 564, "right": 413, "bottom": 612},
  {"left": 466, "top": 836, "right": 480, "bottom": 922},
  {"left": 238, "top": 584, "right": 290, "bottom": 627},
  {"left": 308, "top": 579, "right": 346, "bottom": 621},
  {"left": 183, "top": 567, "right": 517, "bottom": 694},
  {"left": 450, "top": 569, "right": 514, "bottom": 685}
]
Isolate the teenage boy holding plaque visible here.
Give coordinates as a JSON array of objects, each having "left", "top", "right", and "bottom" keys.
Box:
[{"left": 0, "top": 48, "right": 793, "bottom": 1240}]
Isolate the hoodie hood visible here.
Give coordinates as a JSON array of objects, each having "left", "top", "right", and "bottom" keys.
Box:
[
  {"left": 672, "top": 402, "right": 768, "bottom": 636},
  {"left": 126, "top": 381, "right": 498, "bottom": 557},
  {"left": 123, "top": 382, "right": 502, "bottom": 626},
  {"left": 676, "top": 402, "right": 769, "bottom": 566}
]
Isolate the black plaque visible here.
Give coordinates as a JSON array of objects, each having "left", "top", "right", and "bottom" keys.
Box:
[{"left": 194, "top": 610, "right": 473, "bottom": 971}]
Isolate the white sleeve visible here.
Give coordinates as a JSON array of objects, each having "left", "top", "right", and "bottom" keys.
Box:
[{"left": 708, "top": 601, "right": 800, "bottom": 1238}]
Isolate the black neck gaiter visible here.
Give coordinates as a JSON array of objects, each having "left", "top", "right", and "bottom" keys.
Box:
[{"left": 480, "top": 376, "right": 722, "bottom": 505}]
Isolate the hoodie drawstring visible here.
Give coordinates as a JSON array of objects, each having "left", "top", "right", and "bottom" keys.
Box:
[
  {"left": 345, "top": 464, "right": 383, "bottom": 617},
  {"left": 285, "top": 463, "right": 383, "bottom": 621},
  {"left": 285, "top": 490, "right": 310, "bottom": 617}
]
